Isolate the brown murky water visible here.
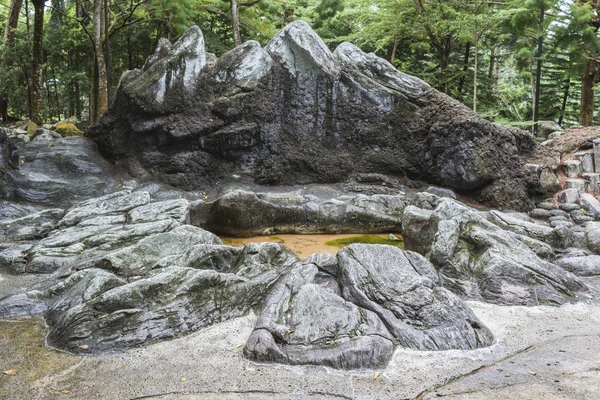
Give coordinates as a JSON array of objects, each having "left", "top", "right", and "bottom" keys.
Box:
[{"left": 220, "top": 233, "right": 403, "bottom": 259}]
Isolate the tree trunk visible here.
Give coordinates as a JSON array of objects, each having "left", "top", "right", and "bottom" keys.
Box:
[
  {"left": 458, "top": 42, "right": 470, "bottom": 95},
  {"left": 533, "top": 5, "right": 544, "bottom": 136},
  {"left": 558, "top": 77, "right": 570, "bottom": 127},
  {"left": 90, "top": 56, "right": 98, "bottom": 122},
  {"left": 231, "top": 0, "right": 241, "bottom": 47},
  {"left": 1, "top": 0, "right": 24, "bottom": 122},
  {"left": 580, "top": 57, "right": 597, "bottom": 126},
  {"left": 473, "top": 38, "right": 479, "bottom": 113},
  {"left": 92, "top": 0, "right": 108, "bottom": 122},
  {"left": 390, "top": 37, "right": 398, "bottom": 64},
  {"left": 30, "top": 0, "right": 45, "bottom": 125},
  {"left": 3, "top": 0, "right": 22, "bottom": 45}
]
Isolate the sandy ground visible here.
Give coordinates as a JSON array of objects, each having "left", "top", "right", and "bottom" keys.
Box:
[
  {"left": 220, "top": 233, "right": 402, "bottom": 259},
  {"left": 1, "top": 270, "right": 599, "bottom": 400}
]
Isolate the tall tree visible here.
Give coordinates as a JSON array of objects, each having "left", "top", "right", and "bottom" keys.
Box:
[
  {"left": 1, "top": 0, "right": 23, "bottom": 122},
  {"left": 230, "top": 0, "right": 260, "bottom": 46},
  {"left": 576, "top": 0, "right": 600, "bottom": 126},
  {"left": 30, "top": 0, "right": 45, "bottom": 124}
]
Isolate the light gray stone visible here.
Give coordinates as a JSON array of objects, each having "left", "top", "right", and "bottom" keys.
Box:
[
  {"left": 566, "top": 178, "right": 586, "bottom": 191},
  {"left": 580, "top": 193, "right": 600, "bottom": 218},
  {"left": 593, "top": 138, "right": 600, "bottom": 173},
  {"left": 402, "top": 199, "right": 589, "bottom": 305},
  {"left": 563, "top": 160, "right": 583, "bottom": 178},
  {"left": 573, "top": 150, "right": 595, "bottom": 173},
  {"left": 558, "top": 188, "right": 580, "bottom": 204},
  {"left": 556, "top": 255, "right": 600, "bottom": 276}
]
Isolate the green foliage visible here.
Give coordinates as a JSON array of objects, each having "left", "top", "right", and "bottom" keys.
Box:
[
  {"left": 325, "top": 234, "right": 404, "bottom": 249},
  {"left": 0, "top": 0, "right": 600, "bottom": 125}
]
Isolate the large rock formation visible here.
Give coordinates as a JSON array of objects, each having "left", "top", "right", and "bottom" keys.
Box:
[
  {"left": 0, "top": 189, "right": 494, "bottom": 368},
  {"left": 88, "top": 21, "right": 536, "bottom": 210}
]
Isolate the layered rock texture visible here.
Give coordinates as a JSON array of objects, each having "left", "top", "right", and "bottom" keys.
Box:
[
  {"left": 88, "top": 21, "right": 535, "bottom": 210},
  {"left": 0, "top": 190, "right": 494, "bottom": 369}
]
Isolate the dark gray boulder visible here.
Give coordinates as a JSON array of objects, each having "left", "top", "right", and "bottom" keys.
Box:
[
  {"left": 244, "top": 261, "right": 395, "bottom": 369},
  {"left": 336, "top": 244, "right": 493, "bottom": 350},
  {"left": 88, "top": 21, "right": 535, "bottom": 210},
  {"left": 402, "top": 197, "right": 589, "bottom": 305},
  {"left": 0, "top": 136, "right": 122, "bottom": 208},
  {"left": 556, "top": 255, "right": 600, "bottom": 276},
  {"left": 191, "top": 189, "right": 406, "bottom": 236}
]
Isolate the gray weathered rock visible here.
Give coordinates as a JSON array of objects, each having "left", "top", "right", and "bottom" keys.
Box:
[
  {"left": 556, "top": 255, "right": 600, "bottom": 276},
  {"left": 574, "top": 150, "right": 595, "bottom": 173},
  {"left": 0, "top": 137, "right": 122, "bottom": 208},
  {"left": 563, "top": 160, "right": 583, "bottom": 178},
  {"left": 0, "top": 209, "right": 64, "bottom": 241},
  {"left": 558, "top": 189, "right": 580, "bottom": 204},
  {"left": 244, "top": 261, "right": 394, "bottom": 369},
  {"left": 337, "top": 244, "right": 494, "bottom": 349},
  {"left": 88, "top": 22, "right": 536, "bottom": 210},
  {"left": 402, "top": 198, "right": 589, "bottom": 305},
  {"left": 594, "top": 139, "right": 600, "bottom": 173},
  {"left": 537, "top": 121, "right": 563, "bottom": 138},
  {"left": 192, "top": 189, "right": 406, "bottom": 236},
  {"left": 580, "top": 193, "right": 600, "bottom": 218}
]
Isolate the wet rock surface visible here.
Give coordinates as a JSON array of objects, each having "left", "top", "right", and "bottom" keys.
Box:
[
  {"left": 88, "top": 21, "right": 535, "bottom": 210},
  {"left": 402, "top": 195, "right": 591, "bottom": 305},
  {"left": 1, "top": 188, "right": 496, "bottom": 368}
]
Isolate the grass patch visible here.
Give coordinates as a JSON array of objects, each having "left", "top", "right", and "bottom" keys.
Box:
[{"left": 325, "top": 234, "right": 404, "bottom": 249}]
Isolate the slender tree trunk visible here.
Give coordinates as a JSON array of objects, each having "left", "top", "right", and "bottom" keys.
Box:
[
  {"left": 231, "top": 0, "right": 241, "bottom": 47},
  {"left": 104, "top": 0, "right": 111, "bottom": 102},
  {"left": 533, "top": 5, "right": 544, "bottom": 136},
  {"left": 30, "top": 0, "right": 45, "bottom": 125},
  {"left": 458, "top": 42, "right": 470, "bottom": 95},
  {"left": 473, "top": 38, "right": 479, "bottom": 113},
  {"left": 488, "top": 45, "right": 496, "bottom": 79},
  {"left": 4, "top": 0, "right": 22, "bottom": 44},
  {"left": 1, "top": 0, "right": 24, "bottom": 122},
  {"left": 92, "top": 0, "right": 108, "bottom": 122},
  {"left": 580, "top": 57, "right": 597, "bottom": 126},
  {"left": 390, "top": 37, "right": 398, "bottom": 64},
  {"left": 558, "top": 77, "right": 570, "bottom": 127},
  {"left": 90, "top": 56, "right": 98, "bottom": 122}
]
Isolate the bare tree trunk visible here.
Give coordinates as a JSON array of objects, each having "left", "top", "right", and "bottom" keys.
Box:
[
  {"left": 231, "top": 0, "right": 241, "bottom": 47},
  {"left": 558, "top": 77, "right": 570, "bottom": 127},
  {"left": 533, "top": 5, "right": 544, "bottom": 136},
  {"left": 390, "top": 37, "right": 398, "bottom": 64},
  {"left": 473, "top": 38, "right": 479, "bottom": 113},
  {"left": 1, "top": 0, "right": 24, "bottom": 122},
  {"left": 580, "top": 57, "right": 597, "bottom": 126},
  {"left": 3, "top": 0, "right": 22, "bottom": 44},
  {"left": 92, "top": 0, "right": 108, "bottom": 121},
  {"left": 458, "top": 42, "right": 470, "bottom": 95},
  {"left": 30, "top": 0, "right": 45, "bottom": 125},
  {"left": 90, "top": 56, "right": 98, "bottom": 122}
]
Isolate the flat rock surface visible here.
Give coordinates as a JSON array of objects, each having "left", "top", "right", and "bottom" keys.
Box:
[{"left": 1, "top": 296, "right": 599, "bottom": 399}]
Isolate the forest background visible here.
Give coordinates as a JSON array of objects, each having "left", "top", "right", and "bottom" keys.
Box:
[{"left": 1, "top": 0, "right": 600, "bottom": 133}]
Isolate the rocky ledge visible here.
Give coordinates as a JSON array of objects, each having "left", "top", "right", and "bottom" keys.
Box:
[
  {"left": 0, "top": 176, "right": 597, "bottom": 369},
  {"left": 88, "top": 21, "right": 535, "bottom": 210}
]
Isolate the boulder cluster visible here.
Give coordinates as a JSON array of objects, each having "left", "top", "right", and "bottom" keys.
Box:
[
  {"left": 88, "top": 21, "right": 536, "bottom": 210},
  {"left": 1, "top": 22, "right": 599, "bottom": 372}
]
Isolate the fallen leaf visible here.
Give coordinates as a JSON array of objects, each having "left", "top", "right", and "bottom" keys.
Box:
[
  {"left": 3, "top": 370, "right": 17, "bottom": 376},
  {"left": 78, "top": 345, "right": 89, "bottom": 350},
  {"left": 288, "top": 329, "right": 295, "bottom": 334},
  {"left": 181, "top": 377, "right": 187, "bottom": 382},
  {"left": 98, "top": 314, "right": 109, "bottom": 319},
  {"left": 373, "top": 371, "right": 381, "bottom": 379},
  {"left": 528, "top": 371, "right": 537, "bottom": 376},
  {"left": 234, "top": 344, "right": 243, "bottom": 348}
]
